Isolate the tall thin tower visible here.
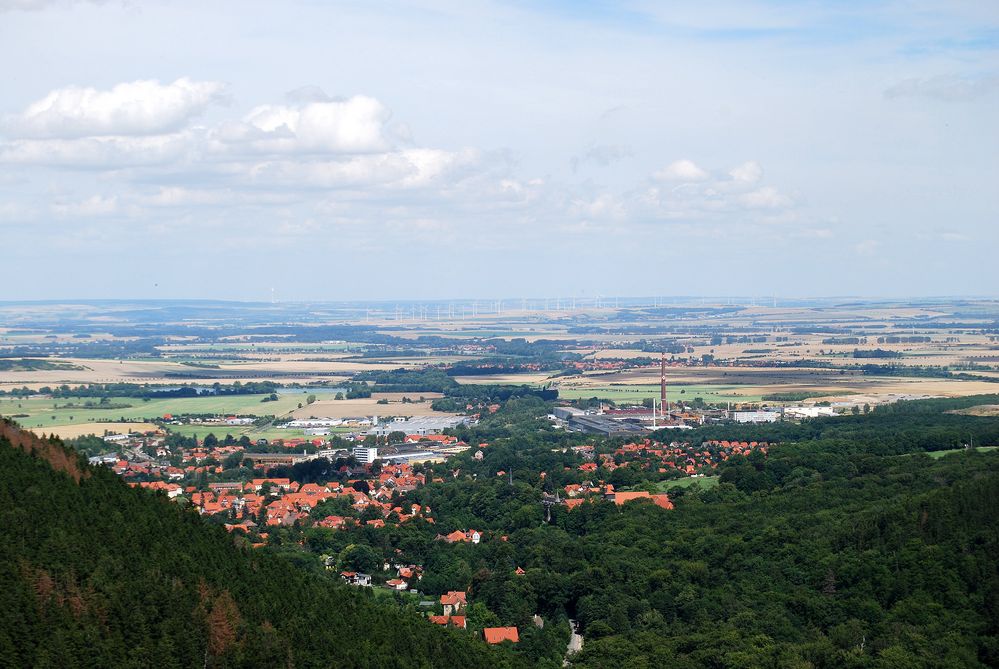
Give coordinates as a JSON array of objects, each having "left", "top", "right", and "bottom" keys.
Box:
[{"left": 660, "top": 352, "right": 668, "bottom": 420}]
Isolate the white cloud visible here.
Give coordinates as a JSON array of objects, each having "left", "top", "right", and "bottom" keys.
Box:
[
  {"left": 854, "top": 239, "right": 880, "bottom": 255},
  {"left": 729, "top": 160, "right": 763, "bottom": 183},
  {"left": 627, "top": 160, "right": 794, "bottom": 224},
  {"left": 0, "top": 0, "right": 109, "bottom": 10},
  {"left": 51, "top": 194, "right": 117, "bottom": 217},
  {"left": 238, "top": 147, "right": 480, "bottom": 190},
  {"left": 0, "top": 132, "right": 195, "bottom": 166},
  {"left": 214, "top": 95, "right": 391, "bottom": 155},
  {"left": 568, "top": 193, "right": 626, "bottom": 221},
  {"left": 885, "top": 74, "right": 999, "bottom": 102},
  {"left": 740, "top": 186, "right": 792, "bottom": 209},
  {"left": 141, "top": 187, "right": 294, "bottom": 208},
  {"left": 652, "top": 159, "right": 709, "bottom": 182},
  {"left": 5, "top": 78, "right": 227, "bottom": 139}
]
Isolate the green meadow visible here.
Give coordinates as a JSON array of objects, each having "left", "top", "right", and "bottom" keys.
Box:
[{"left": 0, "top": 393, "right": 305, "bottom": 431}]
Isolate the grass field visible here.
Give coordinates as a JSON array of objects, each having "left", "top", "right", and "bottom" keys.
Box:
[
  {"left": 653, "top": 476, "right": 721, "bottom": 492},
  {"left": 925, "top": 446, "right": 998, "bottom": 459},
  {"left": 0, "top": 393, "right": 305, "bottom": 431}
]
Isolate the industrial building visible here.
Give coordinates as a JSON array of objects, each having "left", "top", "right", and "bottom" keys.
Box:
[
  {"left": 568, "top": 414, "right": 648, "bottom": 437},
  {"left": 367, "top": 415, "right": 471, "bottom": 437},
  {"left": 730, "top": 411, "right": 781, "bottom": 423}
]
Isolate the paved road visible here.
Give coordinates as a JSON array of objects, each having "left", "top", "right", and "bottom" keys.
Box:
[{"left": 564, "top": 619, "right": 583, "bottom": 666}]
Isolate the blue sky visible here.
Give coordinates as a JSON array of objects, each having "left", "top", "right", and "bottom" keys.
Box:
[{"left": 0, "top": 0, "right": 996, "bottom": 301}]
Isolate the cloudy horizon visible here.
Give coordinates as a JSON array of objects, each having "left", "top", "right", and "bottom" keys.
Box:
[{"left": 1, "top": 1, "right": 996, "bottom": 301}]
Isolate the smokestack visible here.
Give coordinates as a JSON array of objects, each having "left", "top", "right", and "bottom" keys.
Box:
[{"left": 660, "top": 352, "right": 667, "bottom": 419}]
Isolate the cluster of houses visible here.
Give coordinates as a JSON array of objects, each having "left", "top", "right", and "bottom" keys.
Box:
[
  {"left": 555, "top": 482, "right": 675, "bottom": 510},
  {"left": 573, "top": 438, "right": 770, "bottom": 477},
  {"left": 127, "top": 463, "right": 433, "bottom": 536}
]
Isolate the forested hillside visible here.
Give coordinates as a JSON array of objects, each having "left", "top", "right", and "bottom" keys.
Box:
[
  {"left": 0, "top": 420, "right": 515, "bottom": 669},
  {"left": 563, "top": 448, "right": 999, "bottom": 667}
]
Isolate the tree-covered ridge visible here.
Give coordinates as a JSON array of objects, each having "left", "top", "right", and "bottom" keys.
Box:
[
  {"left": 0, "top": 422, "right": 519, "bottom": 669},
  {"left": 559, "top": 449, "right": 999, "bottom": 667}
]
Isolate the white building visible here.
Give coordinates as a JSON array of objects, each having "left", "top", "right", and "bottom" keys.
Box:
[
  {"left": 731, "top": 411, "right": 780, "bottom": 423},
  {"left": 285, "top": 419, "right": 343, "bottom": 428},
  {"left": 353, "top": 446, "right": 379, "bottom": 464},
  {"left": 785, "top": 406, "right": 837, "bottom": 419}
]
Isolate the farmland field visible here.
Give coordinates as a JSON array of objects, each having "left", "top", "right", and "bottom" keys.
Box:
[
  {"left": 0, "top": 393, "right": 305, "bottom": 431},
  {"left": 42, "top": 422, "right": 162, "bottom": 439}
]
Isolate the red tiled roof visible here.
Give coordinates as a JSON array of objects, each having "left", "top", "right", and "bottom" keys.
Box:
[{"left": 484, "top": 627, "right": 519, "bottom": 644}]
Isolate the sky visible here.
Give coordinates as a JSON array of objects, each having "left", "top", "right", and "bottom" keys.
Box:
[{"left": 1, "top": 0, "right": 997, "bottom": 301}]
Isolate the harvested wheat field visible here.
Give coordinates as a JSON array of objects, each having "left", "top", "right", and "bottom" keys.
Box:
[{"left": 41, "top": 422, "right": 162, "bottom": 440}]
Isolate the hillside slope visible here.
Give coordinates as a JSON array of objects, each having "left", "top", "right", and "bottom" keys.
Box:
[{"left": 0, "top": 420, "right": 514, "bottom": 669}]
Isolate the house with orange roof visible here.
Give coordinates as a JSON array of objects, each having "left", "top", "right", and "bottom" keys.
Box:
[
  {"left": 440, "top": 529, "right": 480, "bottom": 544},
  {"left": 440, "top": 591, "right": 467, "bottom": 615},
  {"left": 483, "top": 627, "right": 519, "bottom": 644}
]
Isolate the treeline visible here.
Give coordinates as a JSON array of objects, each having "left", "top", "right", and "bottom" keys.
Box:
[
  {"left": 41, "top": 381, "right": 283, "bottom": 399},
  {"left": 852, "top": 348, "right": 902, "bottom": 359},
  {"left": 352, "top": 368, "right": 558, "bottom": 407},
  {"left": 0, "top": 422, "right": 522, "bottom": 668},
  {"left": 354, "top": 368, "right": 459, "bottom": 393},
  {"left": 650, "top": 394, "right": 999, "bottom": 456}
]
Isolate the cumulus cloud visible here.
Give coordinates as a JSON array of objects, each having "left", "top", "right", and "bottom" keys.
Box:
[
  {"left": 214, "top": 95, "right": 391, "bottom": 155},
  {"left": 652, "top": 159, "right": 709, "bottom": 182},
  {"left": 5, "top": 78, "right": 228, "bottom": 139},
  {"left": 729, "top": 160, "right": 763, "bottom": 183},
  {"left": 0, "top": 77, "right": 802, "bottom": 256},
  {"left": 568, "top": 193, "right": 627, "bottom": 221},
  {"left": 0, "top": 132, "right": 194, "bottom": 166},
  {"left": 238, "top": 147, "right": 480, "bottom": 190},
  {"left": 51, "top": 194, "right": 117, "bottom": 217},
  {"left": 0, "top": 82, "right": 485, "bottom": 196},
  {"left": 885, "top": 74, "right": 999, "bottom": 101},
  {"left": 602, "top": 159, "right": 796, "bottom": 225},
  {"left": 740, "top": 186, "right": 792, "bottom": 209}
]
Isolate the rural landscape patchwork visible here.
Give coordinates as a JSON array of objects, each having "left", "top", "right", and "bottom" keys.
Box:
[{"left": 2, "top": 1, "right": 998, "bottom": 667}]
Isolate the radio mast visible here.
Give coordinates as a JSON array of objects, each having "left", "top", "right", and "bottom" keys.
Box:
[{"left": 660, "top": 352, "right": 668, "bottom": 421}]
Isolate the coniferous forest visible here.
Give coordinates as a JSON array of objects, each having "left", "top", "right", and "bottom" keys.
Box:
[{"left": 0, "top": 421, "right": 511, "bottom": 669}]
